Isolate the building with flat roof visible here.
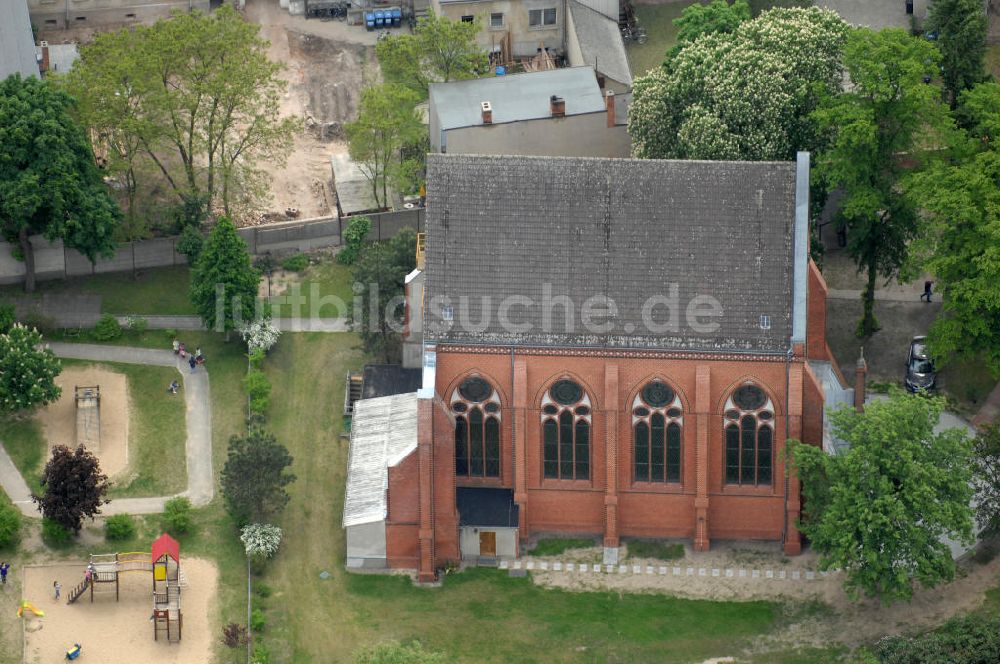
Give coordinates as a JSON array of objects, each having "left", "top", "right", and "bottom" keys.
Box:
[{"left": 429, "top": 66, "right": 629, "bottom": 157}]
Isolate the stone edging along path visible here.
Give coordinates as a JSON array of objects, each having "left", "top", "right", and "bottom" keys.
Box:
[
  {"left": 501, "top": 559, "right": 836, "bottom": 582},
  {"left": 0, "top": 343, "right": 213, "bottom": 517}
]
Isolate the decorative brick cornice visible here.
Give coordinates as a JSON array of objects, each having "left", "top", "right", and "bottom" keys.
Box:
[{"left": 434, "top": 344, "right": 800, "bottom": 363}]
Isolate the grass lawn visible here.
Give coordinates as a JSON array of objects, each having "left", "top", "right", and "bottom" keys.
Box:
[
  {"left": 266, "top": 255, "right": 354, "bottom": 320},
  {"left": 530, "top": 537, "right": 596, "bottom": 556},
  {"left": 1, "top": 360, "right": 187, "bottom": 498},
  {"left": 626, "top": 540, "right": 685, "bottom": 561},
  {"left": 627, "top": 2, "right": 694, "bottom": 76},
  {"left": 0, "top": 265, "right": 194, "bottom": 315}
]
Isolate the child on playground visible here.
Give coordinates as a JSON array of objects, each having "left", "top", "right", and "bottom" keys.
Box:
[
  {"left": 167, "top": 380, "right": 179, "bottom": 395},
  {"left": 0, "top": 561, "right": 9, "bottom": 584},
  {"left": 53, "top": 580, "right": 61, "bottom": 600}
]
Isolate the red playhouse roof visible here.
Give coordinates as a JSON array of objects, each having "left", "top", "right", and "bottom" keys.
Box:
[{"left": 151, "top": 533, "right": 180, "bottom": 563}]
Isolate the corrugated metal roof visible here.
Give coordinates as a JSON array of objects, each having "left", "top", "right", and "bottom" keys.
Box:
[
  {"left": 342, "top": 393, "right": 418, "bottom": 528},
  {"left": 423, "top": 153, "right": 798, "bottom": 352},
  {"left": 330, "top": 153, "right": 382, "bottom": 216},
  {"left": 429, "top": 67, "right": 606, "bottom": 130}
]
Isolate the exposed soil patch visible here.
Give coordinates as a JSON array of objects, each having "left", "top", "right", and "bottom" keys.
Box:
[{"left": 37, "top": 367, "right": 129, "bottom": 478}]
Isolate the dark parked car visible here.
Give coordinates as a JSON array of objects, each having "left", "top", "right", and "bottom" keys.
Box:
[{"left": 905, "top": 336, "right": 936, "bottom": 392}]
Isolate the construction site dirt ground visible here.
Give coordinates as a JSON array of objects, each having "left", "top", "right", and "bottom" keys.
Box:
[
  {"left": 245, "top": 0, "right": 379, "bottom": 221},
  {"left": 37, "top": 367, "right": 129, "bottom": 479},
  {"left": 19, "top": 558, "right": 217, "bottom": 664},
  {"left": 39, "top": 0, "right": 382, "bottom": 223}
]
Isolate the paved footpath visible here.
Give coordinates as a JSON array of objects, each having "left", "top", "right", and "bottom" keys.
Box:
[{"left": 0, "top": 343, "right": 214, "bottom": 517}]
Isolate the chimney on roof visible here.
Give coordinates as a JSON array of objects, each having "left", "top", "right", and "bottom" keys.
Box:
[
  {"left": 550, "top": 95, "right": 565, "bottom": 118},
  {"left": 40, "top": 41, "right": 50, "bottom": 74},
  {"left": 481, "top": 101, "right": 492, "bottom": 125},
  {"left": 605, "top": 90, "right": 615, "bottom": 128}
]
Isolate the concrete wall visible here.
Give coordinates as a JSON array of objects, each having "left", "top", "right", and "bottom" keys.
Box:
[
  {"left": 346, "top": 520, "right": 388, "bottom": 568},
  {"left": 460, "top": 526, "right": 519, "bottom": 559},
  {"left": 0, "top": 209, "right": 423, "bottom": 287},
  {"left": 28, "top": 0, "right": 211, "bottom": 30},
  {"left": 432, "top": 0, "right": 564, "bottom": 58},
  {"left": 443, "top": 111, "right": 629, "bottom": 157}
]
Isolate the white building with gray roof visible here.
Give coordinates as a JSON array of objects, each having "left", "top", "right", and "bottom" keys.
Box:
[{"left": 428, "top": 66, "right": 629, "bottom": 158}]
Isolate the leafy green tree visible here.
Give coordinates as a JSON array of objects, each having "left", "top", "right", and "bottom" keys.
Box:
[
  {"left": 34, "top": 445, "right": 111, "bottom": 534},
  {"left": 62, "top": 27, "right": 152, "bottom": 256},
  {"left": 0, "top": 324, "right": 62, "bottom": 414},
  {"left": 349, "top": 228, "right": 417, "bottom": 363},
  {"left": 907, "top": 89, "right": 1000, "bottom": 371},
  {"left": 789, "top": 392, "right": 974, "bottom": 603},
  {"left": 925, "top": 0, "right": 988, "bottom": 108},
  {"left": 221, "top": 429, "right": 296, "bottom": 526},
  {"left": 666, "top": 0, "right": 751, "bottom": 61},
  {"left": 338, "top": 215, "right": 372, "bottom": 266},
  {"left": 375, "top": 13, "right": 488, "bottom": 99},
  {"left": 65, "top": 6, "right": 297, "bottom": 214},
  {"left": 630, "top": 7, "right": 848, "bottom": 161},
  {"left": 190, "top": 217, "right": 260, "bottom": 337},
  {"left": 813, "top": 28, "right": 951, "bottom": 337},
  {"left": 346, "top": 85, "right": 423, "bottom": 209},
  {"left": 971, "top": 424, "right": 1000, "bottom": 535},
  {"left": 0, "top": 74, "right": 120, "bottom": 292}
]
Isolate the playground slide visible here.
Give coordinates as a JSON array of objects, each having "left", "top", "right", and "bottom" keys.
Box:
[{"left": 17, "top": 601, "right": 45, "bottom": 618}]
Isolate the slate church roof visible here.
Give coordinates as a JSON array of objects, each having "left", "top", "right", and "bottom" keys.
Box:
[{"left": 423, "top": 154, "right": 801, "bottom": 353}]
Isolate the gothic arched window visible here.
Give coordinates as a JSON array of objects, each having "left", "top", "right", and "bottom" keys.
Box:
[
  {"left": 541, "top": 379, "right": 590, "bottom": 480},
  {"left": 724, "top": 384, "right": 774, "bottom": 486},
  {"left": 452, "top": 376, "right": 501, "bottom": 478},
  {"left": 633, "top": 381, "right": 682, "bottom": 483}
]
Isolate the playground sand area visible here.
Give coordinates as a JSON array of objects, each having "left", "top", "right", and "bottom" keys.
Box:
[
  {"left": 20, "top": 557, "right": 217, "bottom": 664},
  {"left": 38, "top": 366, "right": 129, "bottom": 477}
]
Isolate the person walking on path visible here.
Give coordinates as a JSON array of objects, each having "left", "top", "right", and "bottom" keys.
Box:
[
  {"left": 920, "top": 280, "right": 933, "bottom": 302},
  {"left": 53, "top": 581, "right": 61, "bottom": 600},
  {"left": 189, "top": 355, "right": 197, "bottom": 373},
  {"left": 1, "top": 562, "right": 10, "bottom": 584}
]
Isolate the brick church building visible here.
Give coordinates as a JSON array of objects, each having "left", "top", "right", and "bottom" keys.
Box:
[{"left": 344, "top": 153, "right": 847, "bottom": 583}]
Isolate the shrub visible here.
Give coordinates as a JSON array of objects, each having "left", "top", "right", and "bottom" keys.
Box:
[
  {"left": 281, "top": 253, "right": 309, "bottom": 272},
  {"left": 164, "top": 328, "right": 178, "bottom": 340},
  {"left": 176, "top": 224, "right": 205, "bottom": 264},
  {"left": 42, "top": 517, "right": 72, "bottom": 545},
  {"left": 250, "top": 606, "right": 266, "bottom": 633},
  {"left": 0, "top": 500, "right": 22, "bottom": 548},
  {"left": 337, "top": 216, "right": 371, "bottom": 265},
  {"left": 241, "top": 523, "right": 282, "bottom": 561},
  {"left": 244, "top": 369, "right": 271, "bottom": 414},
  {"left": 254, "top": 582, "right": 272, "bottom": 598},
  {"left": 125, "top": 315, "right": 148, "bottom": 333},
  {"left": 0, "top": 303, "right": 15, "bottom": 334},
  {"left": 221, "top": 623, "right": 249, "bottom": 648},
  {"left": 239, "top": 317, "right": 281, "bottom": 354},
  {"left": 872, "top": 613, "right": 1000, "bottom": 663},
  {"left": 104, "top": 514, "right": 136, "bottom": 541},
  {"left": 251, "top": 643, "right": 271, "bottom": 664},
  {"left": 162, "top": 496, "right": 193, "bottom": 535},
  {"left": 21, "top": 310, "right": 55, "bottom": 334},
  {"left": 92, "top": 314, "right": 123, "bottom": 341}
]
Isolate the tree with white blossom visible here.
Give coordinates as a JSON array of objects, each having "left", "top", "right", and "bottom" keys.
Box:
[
  {"left": 240, "top": 523, "right": 282, "bottom": 561},
  {"left": 0, "top": 324, "right": 62, "bottom": 414},
  {"left": 239, "top": 316, "right": 281, "bottom": 353},
  {"left": 629, "top": 7, "right": 849, "bottom": 161}
]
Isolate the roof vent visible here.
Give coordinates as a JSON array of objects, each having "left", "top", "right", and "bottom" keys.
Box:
[
  {"left": 481, "top": 101, "right": 492, "bottom": 125},
  {"left": 759, "top": 315, "right": 771, "bottom": 330},
  {"left": 550, "top": 95, "right": 565, "bottom": 118}
]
